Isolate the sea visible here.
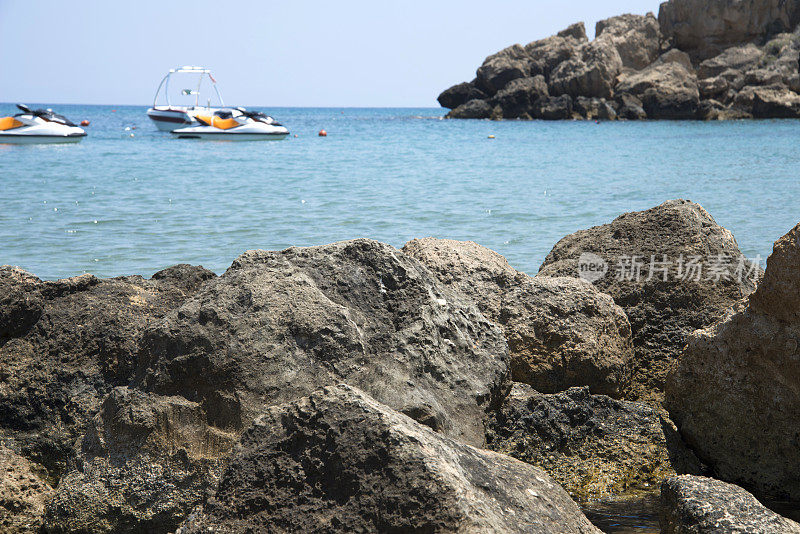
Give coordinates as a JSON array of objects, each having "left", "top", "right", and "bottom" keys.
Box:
[{"left": 2, "top": 103, "right": 799, "bottom": 281}]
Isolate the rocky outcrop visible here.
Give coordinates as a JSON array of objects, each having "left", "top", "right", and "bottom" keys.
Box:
[
  {"left": 490, "top": 75, "right": 549, "bottom": 119},
  {"left": 488, "top": 384, "right": 701, "bottom": 498},
  {"left": 616, "top": 58, "right": 700, "bottom": 119},
  {"left": 0, "top": 444, "right": 53, "bottom": 533},
  {"left": 177, "top": 384, "right": 602, "bottom": 534},
  {"left": 596, "top": 14, "right": 661, "bottom": 70},
  {"left": 138, "top": 239, "right": 509, "bottom": 448},
  {"left": 403, "top": 238, "right": 632, "bottom": 398},
  {"left": 0, "top": 264, "right": 215, "bottom": 480},
  {"left": 660, "top": 475, "right": 800, "bottom": 533},
  {"left": 43, "top": 387, "right": 236, "bottom": 533},
  {"left": 666, "top": 222, "right": 800, "bottom": 500},
  {"left": 658, "top": 0, "right": 800, "bottom": 61},
  {"left": 440, "top": 1, "right": 800, "bottom": 120},
  {"left": 538, "top": 200, "right": 758, "bottom": 402}
]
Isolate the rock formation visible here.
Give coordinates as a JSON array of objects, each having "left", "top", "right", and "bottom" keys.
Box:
[
  {"left": 137, "top": 239, "right": 509, "bottom": 448},
  {"left": 660, "top": 475, "right": 800, "bottom": 533},
  {"left": 440, "top": 0, "right": 800, "bottom": 120},
  {"left": 403, "top": 238, "right": 633, "bottom": 398},
  {"left": 538, "top": 200, "right": 758, "bottom": 401},
  {"left": 487, "top": 384, "right": 701, "bottom": 498},
  {"left": 177, "top": 384, "right": 603, "bottom": 534},
  {"left": 666, "top": 222, "right": 800, "bottom": 500},
  {"left": 0, "top": 444, "right": 53, "bottom": 533}
]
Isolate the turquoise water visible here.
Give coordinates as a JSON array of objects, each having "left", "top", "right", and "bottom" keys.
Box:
[{"left": 2, "top": 103, "right": 799, "bottom": 280}]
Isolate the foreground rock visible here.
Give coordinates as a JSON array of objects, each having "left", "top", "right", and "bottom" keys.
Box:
[
  {"left": 660, "top": 475, "right": 800, "bottom": 533},
  {"left": 178, "top": 384, "right": 602, "bottom": 534},
  {"left": 43, "top": 387, "right": 236, "bottom": 533},
  {"left": 0, "top": 264, "right": 215, "bottom": 480},
  {"left": 440, "top": 1, "right": 800, "bottom": 120},
  {"left": 538, "top": 200, "right": 758, "bottom": 401},
  {"left": 403, "top": 238, "right": 632, "bottom": 398},
  {"left": 0, "top": 444, "right": 53, "bottom": 533},
  {"left": 138, "top": 239, "right": 509, "bottom": 448},
  {"left": 666, "top": 222, "right": 800, "bottom": 500},
  {"left": 488, "top": 384, "right": 701, "bottom": 498}
]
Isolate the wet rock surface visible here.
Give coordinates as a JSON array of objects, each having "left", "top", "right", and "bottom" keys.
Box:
[
  {"left": 403, "top": 238, "right": 633, "bottom": 398},
  {"left": 660, "top": 475, "right": 800, "bottom": 533},
  {"left": 177, "top": 384, "right": 603, "bottom": 534},
  {"left": 488, "top": 384, "right": 701, "bottom": 498},
  {"left": 440, "top": 1, "right": 800, "bottom": 120},
  {"left": 667, "top": 222, "right": 800, "bottom": 501},
  {"left": 538, "top": 200, "right": 758, "bottom": 402}
]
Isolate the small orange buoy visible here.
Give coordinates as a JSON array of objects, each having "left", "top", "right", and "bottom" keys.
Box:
[
  {"left": 111, "top": 109, "right": 116, "bottom": 112},
  {"left": 80, "top": 120, "right": 90, "bottom": 127},
  {"left": 293, "top": 134, "right": 298, "bottom": 138},
  {"left": 488, "top": 135, "right": 495, "bottom": 139},
  {"left": 318, "top": 129, "right": 327, "bottom": 137}
]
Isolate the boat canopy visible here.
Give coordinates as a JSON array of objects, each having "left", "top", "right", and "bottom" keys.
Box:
[{"left": 152, "top": 66, "right": 225, "bottom": 109}]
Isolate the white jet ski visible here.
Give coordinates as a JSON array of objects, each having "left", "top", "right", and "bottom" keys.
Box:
[
  {"left": 0, "top": 104, "right": 87, "bottom": 144},
  {"left": 171, "top": 108, "right": 289, "bottom": 140}
]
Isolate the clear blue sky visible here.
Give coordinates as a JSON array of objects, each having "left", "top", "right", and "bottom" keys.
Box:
[{"left": 0, "top": 0, "right": 663, "bottom": 107}]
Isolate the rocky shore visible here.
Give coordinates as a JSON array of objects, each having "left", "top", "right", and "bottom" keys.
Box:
[
  {"left": 1, "top": 200, "right": 799, "bottom": 532},
  {"left": 438, "top": 0, "right": 800, "bottom": 120}
]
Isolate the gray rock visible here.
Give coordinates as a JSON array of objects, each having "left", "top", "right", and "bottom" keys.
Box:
[
  {"left": 733, "top": 84, "right": 800, "bottom": 118},
  {"left": 666, "top": 222, "right": 800, "bottom": 500},
  {"left": 574, "top": 96, "right": 618, "bottom": 120},
  {"left": 43, "top": 387, "right": 235, "bottom": 534},
  {"left": 538, "top": 200, "right": 758, "bottom": 402},
  {"left": 437, "top": 81, "right": 487, "bottom": 109},
  {"left": 549, "top": 39, "right": 623, "bottom": 99},
  {"left": 616, "top": 60, "right": 700, "bottom": 119},
  {"left": 658, "top": 0, "right": 800, "bottom": 61},
  {"left": 490, "top": 75, "right": 549, "bottom": 118},
  {"left": 403, "top": 238, "right": 632, "bottom": 398},
  {"left": 446, "top": 98, "right": 493, "bottom": 119},
  {"left": 596, "top": 13, "right": 662, "bottom": 70},
  {"left": 177, "top": 384, "right": 603, "bottom": 534},
  {"left": 616, "top": 93, "right": 648, "bottom": 119},
  {"left": 696, "top": 43, "right": 763, "bottom": 79},
  {"left": 525, "top": 24, "right": 587, "bottom": 78},
  {"left": 0, "top": 265, "right": 215, "bottom": 480},
  {"left": 488, "top": 384, "right": 702, "bottom": 498},
  {"left": 532, "top": 94, "right": 574, "bottom": 119},
  {"left": 138, "top": 239, "right": 509, "bottom": 448},
  {"left": 660, "top": 475, "right": 800, "bottom": 533},
  {"left": 476, "top": 44, "right": 531, "bottom": 95}
]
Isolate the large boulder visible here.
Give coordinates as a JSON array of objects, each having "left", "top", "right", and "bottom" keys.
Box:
[
  {"left": 538, "top": 200, "right": 758, "bottom": 402},
  {"left": 0, "top": 444, "right": 53, "bottom": 533},
  {"left": 532, "top": 94, "right": 574, "bottom": 119},
  {"left": 525, "top": 23, "right": 588, "bottom": 79},
  {"left": 573, "top": 96, "right": 618, "bottom": 120},
  {"left": 0, "top": 264, "right": 215, "bottom": 478},
  {"left": 488, "top": 384, "right": 701, "bottom": 498},
  {"left": 437, "top": 81, "right": 487, "bottom": 109},
  {"left": 177, "top": 384, "right": 602, "bottom": 534},
  {"left": 696, "top": 43, "right": 763, "bottom": 79},
  {"left": 403, "top": 238, "right": 632, "bottom": 398},
  {"left": 658, "top": 0, "right": 800, "bottom": 61},
  {"left": 732, "top": 84, "right": 800, "bottom": 118},
  {"left": 138, "top": 239, "right": 509, "bottom": 448},
  {"left": 596, "top": 13, "right": 662, "bottom": 70},
  {"left": 660, "top": 475, "right": 800, "bottom": 533},
  {"left": 490, "top": 75, "right": 549, "bottom": 118},
  {"left": 615, "top": 60, "right": 700, "bottom": 119},
  {"left": 666, "top": 222, "right": 800, "bottom": 500},
  {"left": 549, "top": 39, "right": 623, "bottom": 99},
  {"left": 42, "top": 387, "right": 236, "bottom": 534},
  {"left": 476, "top": 44, "right": 532, "bottom": 95},
  {"left": 446, "top": 98, "right": 493, "bottom": 119}
]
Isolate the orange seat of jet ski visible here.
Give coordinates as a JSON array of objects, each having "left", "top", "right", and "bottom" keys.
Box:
[
  {"left": 0, "top": 117, "right": 24, "bottom": 131},
  {"left": 195, "top": 115, "right": 239, "bottom": 130}
]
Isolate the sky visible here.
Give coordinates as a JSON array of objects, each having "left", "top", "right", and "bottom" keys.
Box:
[{"left": 0, "top": 0, "right": 664, "bottom": 107}]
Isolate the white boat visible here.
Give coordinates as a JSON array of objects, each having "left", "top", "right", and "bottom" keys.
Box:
[
  {"left": 0, "top": 104, "right": 86, "bottom": 144},
  {"left": 171, "top": 108, "right": 289, "bottom": 140},
  {"left": 146, "top": 66, "right": 229, "bottom": 131}
]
